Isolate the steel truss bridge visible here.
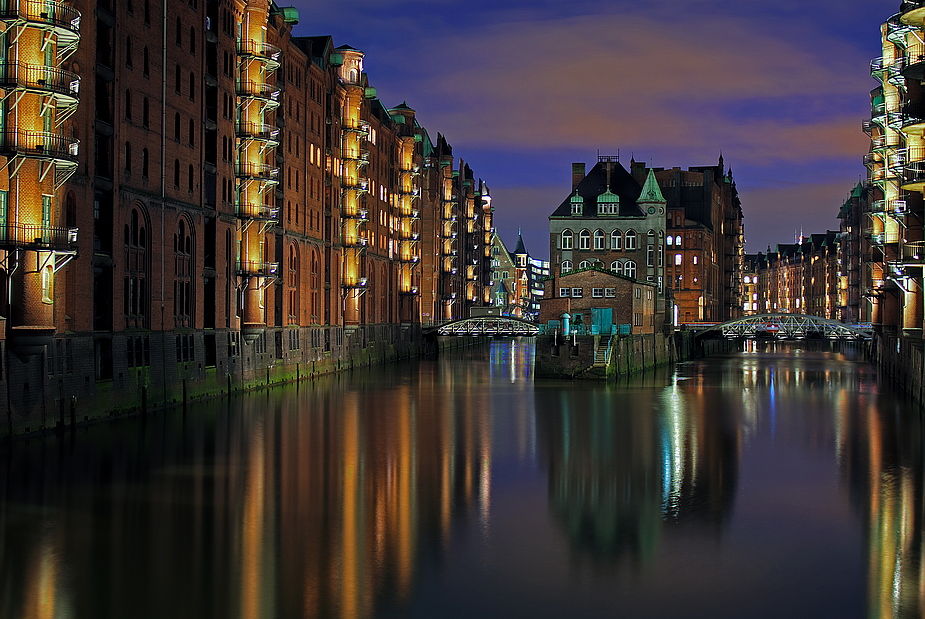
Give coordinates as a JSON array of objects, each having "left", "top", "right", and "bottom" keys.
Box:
[
  {"left": 429, "top": 316, "right": 540, "bottom": 337},
  {"left": 694, "top": 314, "right": 872, "bottom": 340}
]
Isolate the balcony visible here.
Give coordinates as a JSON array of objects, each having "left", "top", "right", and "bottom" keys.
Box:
[
  {"left": 902, "top": 101, "right": 925, "bottom": 134},
  {"left": 0, "top": 129, "right": 78, "bottom": 163},
  {"left": 341, "top": 178, "right": 368, "bottom": 192},
  {"left": 342, "top": 149, "right": 369, "bottom": 164},
  {"left": 235, "top": 122, "right": 280, "bottom": 146},
  {"left": 904, "top": 44, "right": 925, "bottom": 81},
  {"left": 342, "top": 120, "right": 370, "bottom": 136},
  {"left": 341, "top": 208, "right": 368, "bottom": 221},
  {"left": 235, "top": 80, "right": 281, "bottom": 106},
  {"left": 0, "top": 1, "right": 80, "bottom": 58},
  {"left": 238, "top": 39, "right": 282, "bottom": 66},
  {"left": 904, "top": 161, "right": 925, "bottom": 190},
  {"left": 902, "top": 3, "right": 925, "bottom": 27},
  {"left": 343, "top": 277, "right": 368, "bottom": 289},
  {"left": 235, "top": 162, "right": 279, "bottom": 184},
  {"left": 236, "top": 260, "right": 279, "bottom": 278},
  {"left": 343, "top": 237, "right": 368, "bottom": 248},
  {"left": 236, "top": 202, "right": 279, "bottom": 222},
  {"left": 0, "top": 223, "right": 77, "bottom": 251},
  {"left": 0, "top": 62, "right": 79, "bottom": 104},
  {"left": 399, "top": 232, "right": 419, "bottom": 242}
]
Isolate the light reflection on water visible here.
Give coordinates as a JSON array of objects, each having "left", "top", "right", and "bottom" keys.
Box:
[{"left": 0, "top": 339, "right": 922, "bottom": 619}]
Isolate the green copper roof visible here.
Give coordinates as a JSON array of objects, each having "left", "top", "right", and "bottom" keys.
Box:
[
  {"left": 638, "top": 168, "right": 665, "bottom": 203},
  {"left": 597, "top": 189, "right": 619, "bottom": 204},
  {"left": 851, "top": 181, "right": 864, "bottom": 198}
]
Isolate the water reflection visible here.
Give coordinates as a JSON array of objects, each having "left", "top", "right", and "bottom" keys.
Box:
[{"left": 0, "top": 340, "right": 924, "bottom": 618}]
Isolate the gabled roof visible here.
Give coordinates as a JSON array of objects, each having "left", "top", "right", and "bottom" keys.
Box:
[{"left": 550, "top": 161, "right": 646, "bottom": 218}]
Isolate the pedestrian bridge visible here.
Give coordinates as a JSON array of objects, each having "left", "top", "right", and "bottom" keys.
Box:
[
  {"left": 428, "top": 316, "right": 540, "bottom": 337},
  {"left": 692, "top": 314, "right": 872, "bottom": 340}
]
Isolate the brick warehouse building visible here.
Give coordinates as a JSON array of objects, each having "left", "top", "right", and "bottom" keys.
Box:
[{"left": 0, "top": 0, "right": 496, "bottom": 434}]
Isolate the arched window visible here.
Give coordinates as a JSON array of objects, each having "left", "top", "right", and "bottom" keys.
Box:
[
  {"left": 142, "top": 148, "right": 149, "bottom": 178},
  {"left": 625, "top": 229, "right": 637, "bottom": 250},
  {"left": 174, "top": 112, "right": 181, "bottom": 140},
  {"left": 611, "top": 261, "right": 623, "bottom": 274},
  {"left": 125, "top": 206, "right": 149, "bottom": 328},
  {"left": 124, "top": 90, "right": 132, "bottom": 120},
  {"left": 188, "top": 119, "right": 195, "bottom": 146},
  {"left": 561, "top": 229, "right": 573, "bottom": 250},
  {"left": 310, "top": 249, "right": 320, "bottom": 321},
  {"left": 174, "top": 218, "right": 193, "bottom": 327},
  {"left": 579, "top": 229, "right": 591, "bottom": 250},
  {"left": 624, "top": 261, "right": 637, "bottom": 279},
  {"left": 611, "top": 229, "right": 622, "bottom": 250},
  {"left": 675, "top": 235, "right": 682, "bottom": 247},
  {"left": 578, "top": 260, "right": 590, "bottom": 269},
  {"left": 593, "top": 229, "right": 605, "bottom": 250},
  {"left": 561, "top": 260, "right": 572, "bottom": 273},
  {"left": 287, "top": 245, "right": 299, "bottom": 324},
  {"left": 666, "top": 236, "right": 673, "bottom": 246}
]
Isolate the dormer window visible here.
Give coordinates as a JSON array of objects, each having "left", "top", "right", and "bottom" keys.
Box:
[
  {"left": 570, "top": 192, "right": 583, "bottom": 215},
  {"left": 597, "top": 190, "right": 619, "bottom": 215}
]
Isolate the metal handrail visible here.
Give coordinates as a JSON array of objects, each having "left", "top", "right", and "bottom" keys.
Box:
[
  {"left": 0, "top": 62, "right": 79, "bottom": 98},
  {"left": 0, "top": 0, "right": 80, "bottom": 34}
]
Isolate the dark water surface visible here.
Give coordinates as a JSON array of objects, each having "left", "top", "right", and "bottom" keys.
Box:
[{"left": 1, "top": 339, "right": 923, "bottom": 619}]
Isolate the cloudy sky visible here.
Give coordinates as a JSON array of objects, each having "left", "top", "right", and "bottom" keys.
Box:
[{"left": 287, "top": 0, "right": 897, "bottom": 259}]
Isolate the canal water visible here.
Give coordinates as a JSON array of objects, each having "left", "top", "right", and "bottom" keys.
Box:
[{"left": 0, "top": 339, "right": 922, "bottom": 619}]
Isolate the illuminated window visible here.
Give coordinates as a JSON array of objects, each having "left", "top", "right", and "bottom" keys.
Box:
[
  {"left": 593, "top": 229, "right": 605, "bottom": 250},
  {"left": 611, "top": 229, "right": 622, "bottom": 250},
  {"left": 675, "top": 254, "right": 682, "bottom": 265},
  {"left": 579, "top": 229, "right": 591, "bottom": 250}
]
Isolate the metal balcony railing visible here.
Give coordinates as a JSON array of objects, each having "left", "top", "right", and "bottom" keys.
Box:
[
  {"left": 0, "top": 223, "right": 77, "bottom": 250},
  {"left": 0, "top": 129, "right": 78, "bottom": 162},
  {"left": 235, "top": 122, "right": 280, "bottom": 143},
  {"left": 234, "top": 162, "right": 279, "bottom": 182},
  {"left": 235, "top": 80, "right": 280, "bottom": 102},
  {"left": 236, "top": 260, "right": 279, "bottom": 277},
  {"left": 235, "top": 203, "right": 279, "bottom": 221},
  {"left": 236, "top": 40, "right": 282, "bottom": 63},
  {"left": 0, "top": 62, "right": 79, "bottom": 99},
  {"left": 0, "top": 0, "right": 80, "bottom": 35}
]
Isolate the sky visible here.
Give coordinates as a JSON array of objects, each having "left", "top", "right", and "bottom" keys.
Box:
[{"left": 286, "top": 0, "right": 898, "bottom": 260}]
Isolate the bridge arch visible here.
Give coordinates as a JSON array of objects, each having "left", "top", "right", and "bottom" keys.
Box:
[
  {"left": 429, "top": 316, "right": 540, "bottom": 337},
  {"left": 694, "top": 314, "right": 872, "bottom": 341}
]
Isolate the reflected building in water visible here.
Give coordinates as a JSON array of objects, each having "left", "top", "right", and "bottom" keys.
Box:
[{"left": 535, "top": 369, "right": 741, "bottom": 566}]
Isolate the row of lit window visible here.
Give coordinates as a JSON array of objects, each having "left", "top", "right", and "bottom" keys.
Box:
[
  {"left": 562, "top": 260, "right": 637, "bottom": 278},
  {"left": 559, "top": 287, "right": 617, "bottom": 298}
]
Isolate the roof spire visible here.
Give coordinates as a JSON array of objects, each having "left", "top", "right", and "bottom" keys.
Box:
[{"left": 638, "top": 167, "right": 665, "bottom": 203}]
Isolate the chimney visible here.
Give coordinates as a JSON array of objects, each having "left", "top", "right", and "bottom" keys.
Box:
[{"left": 572, "top": 163, "right": 585, "bottom": 190}]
